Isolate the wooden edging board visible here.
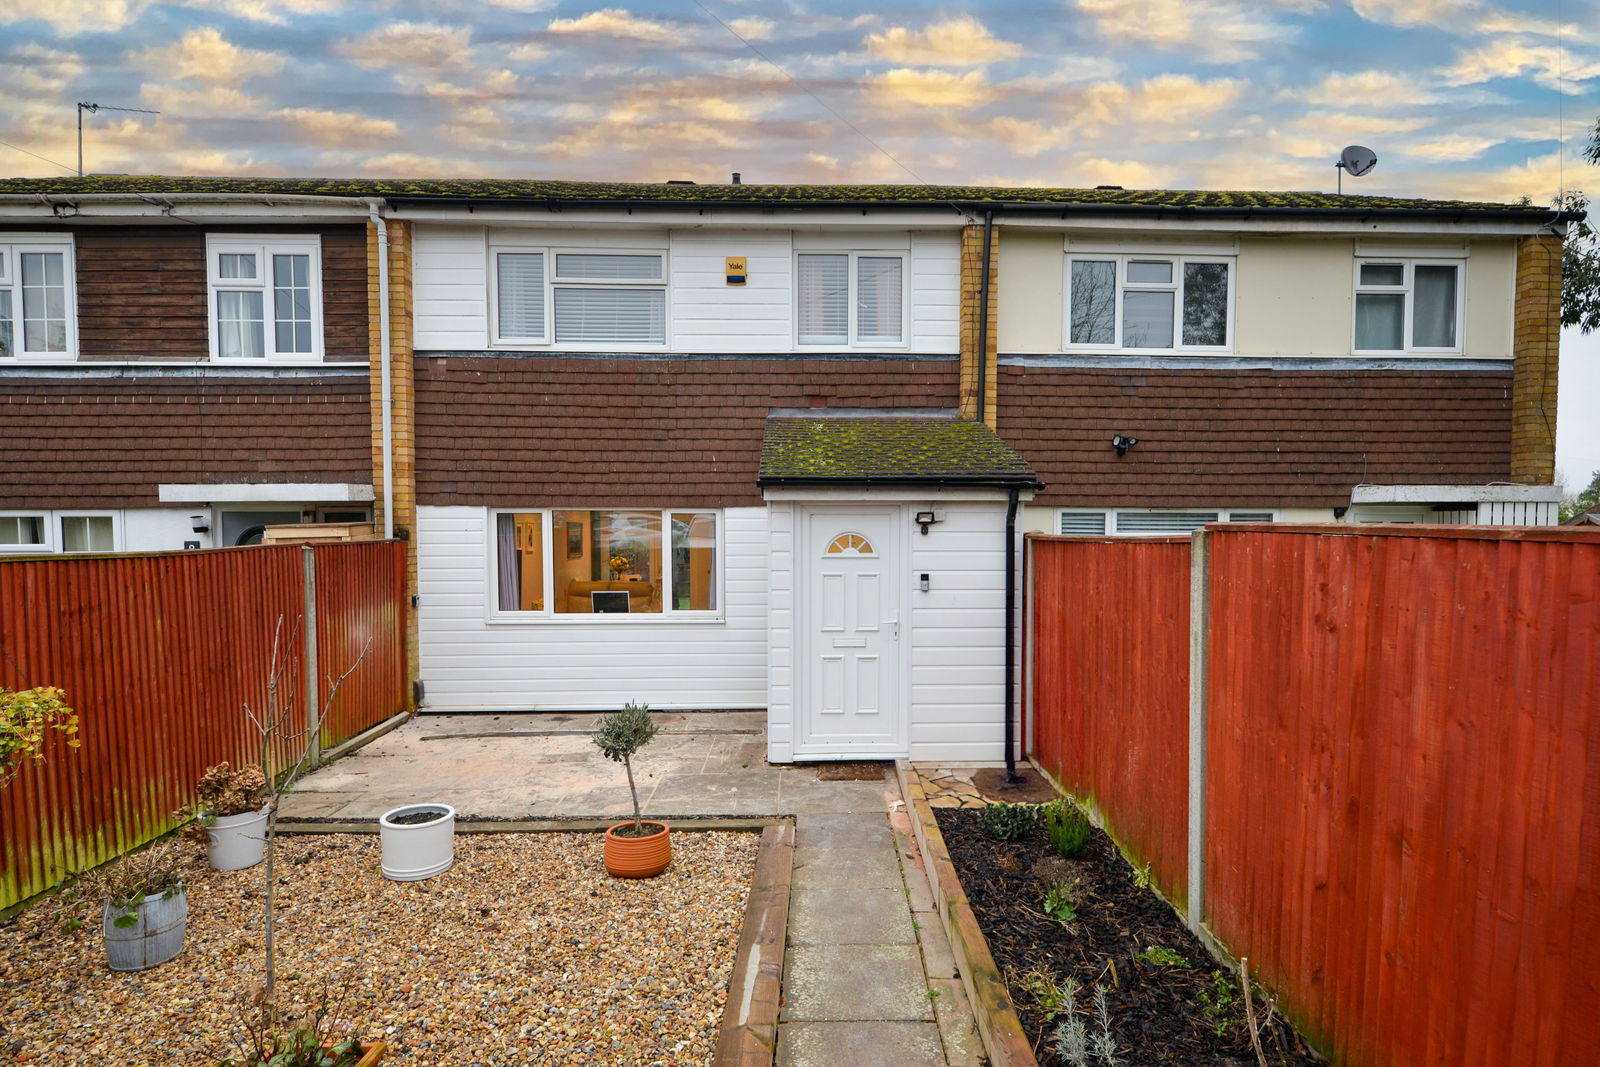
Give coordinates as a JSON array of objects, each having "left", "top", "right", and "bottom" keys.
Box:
[
  {"left": 895, "top": 761, "right": 1038, "bottom": 1067},
  {"left": 273, "top": 816, "right": 794, "bottom": 1067}
]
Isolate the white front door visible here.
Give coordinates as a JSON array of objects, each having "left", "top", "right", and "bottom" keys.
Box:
[{"left": 797, "top": 507, "right": 904, "bottom": 756}]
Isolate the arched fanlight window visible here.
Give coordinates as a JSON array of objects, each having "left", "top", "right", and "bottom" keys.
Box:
[{"left": 825, "top": 532, "right": 875, "bottom": 556}]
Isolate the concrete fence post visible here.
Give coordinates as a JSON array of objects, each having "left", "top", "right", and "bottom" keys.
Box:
[
  {"left": 1187, "top": 529, "right": 1210, "bottom": 934},
  {"left": 301, "top": 544, "right": 321, "bottom": 767}
]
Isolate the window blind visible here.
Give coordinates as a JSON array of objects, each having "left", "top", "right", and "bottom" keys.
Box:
[
  {"left": 856, "top": 256, "right": 903, "bottom": 342},
  {"left": 1114, "top": 511, "right": 1218, "bottom": 533},
  {"left": 555, "top": 253, "right": 662, "bottom": 281},
  {"left": 1058, "top": 512, "right": 1108, "bottom": 535},
  {"left": 497, "top": 253, "right": 546, "bottom": 340},
  {"left": 797, "top": 254, "right": 848, "bottom": 344},
  {"left": 554, "top": 287, "right": 666, "bottom": 344}
]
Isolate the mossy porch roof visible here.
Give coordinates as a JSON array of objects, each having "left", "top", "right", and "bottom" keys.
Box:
[
  {"left": 760, "top": 416, "right": 1040, "bottom": 487},
  {"left": 0, "top": 175, "right": 1567, "bottom": 218}
]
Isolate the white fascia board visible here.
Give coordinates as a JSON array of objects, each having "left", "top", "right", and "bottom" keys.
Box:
[
  {"left": 394, "top": 205, "right": 968, "bottom": 230},
  {"left": 159, "top": 482, "right": 375, "bottom": 503},
  {"left": 999, "top": 215, "right": 1556, "bottom": 238},
  {"left": 761, "top": 486, "right": 1033, "bottom": 503},
  {"left": 0, "top": 203, "right": 369, "bottom": 222},
  {"left": 1351, "top": 483, "right": 1563, "bottom": 504}
]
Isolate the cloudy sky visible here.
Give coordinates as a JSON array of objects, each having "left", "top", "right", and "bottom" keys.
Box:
[{"left": 0, "top": 0, "right": 1597, "bottom": 479}]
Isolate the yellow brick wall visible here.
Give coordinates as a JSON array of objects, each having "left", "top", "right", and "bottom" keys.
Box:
[
  {"left": 1510, "top": 234, "right": 1560, "bottom": 485},
  {"left": 367, "top": 218, "right": 419, "bottom": 698},
  {"left": 959, "top": 223, "right": 999, "bottom": 427}
]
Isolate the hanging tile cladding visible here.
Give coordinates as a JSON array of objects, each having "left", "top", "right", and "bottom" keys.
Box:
[
  {"left": 415, "top": 355, "right": 961, "bottom": 507},
  {"left": 0, "top": 376, "right": 371, "bottom": 508},
  {"left": 61, "top": 225, "right": 368, "bottom": 362},
  {"left": 999, "top": 365, "right": 1513, "bottom": 507}
]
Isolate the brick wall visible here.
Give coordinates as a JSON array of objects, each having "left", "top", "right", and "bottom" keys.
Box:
[
  {"left": 1510, "top": 234, "right": 1560, "bottom": 484},
  {"left": 958, "top": 223, "right": 999, "bottom": 427}
]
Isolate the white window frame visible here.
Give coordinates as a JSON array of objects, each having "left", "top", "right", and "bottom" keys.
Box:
[
  {"left": 485, "top": 507, "right": 725, "bottom": 624},
  {"left": 0, "top": 235, "right": 77, "bottom": 362},
  {"left": 489, "top": 245, "right": 669, "bottom": 349},
  {"left": 1063, "top": 253, "right": 1234, "bottom": 355},
  {"left": 793, "top": 249, "right": 910, "bottom": 350},
  {"left": 205, "top": 235, "right": 324, "bottom": 363},
  {"left": 0, "top": 509, "right": 121, "bottom": 553},
  {"left": 1351, "top": 258, "right": 1465, "bottom": 356},
  {"left": 1057, "top": 507, "right": 1279, "bottom": 536},
  {"left": 56, "top": 510, "right": 122, "bottom": 553},
  {"left": 0, "top": 511, "right": 53, "bottom": 553}
]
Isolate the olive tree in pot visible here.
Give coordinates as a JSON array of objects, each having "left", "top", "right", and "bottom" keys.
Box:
[{"left": 594, "top": 702, "right": 671, "bottom": 878}]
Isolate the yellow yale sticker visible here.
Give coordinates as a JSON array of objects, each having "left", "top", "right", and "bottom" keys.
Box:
[{"left": 725, "top": 256, "right": 747, "bottom": 285}]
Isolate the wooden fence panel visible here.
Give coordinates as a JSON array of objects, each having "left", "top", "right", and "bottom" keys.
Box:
[
  {"left": 1028, "top": 535, "right": 1192, "bottom": 906},
  {"left": 0, "top": 542, "right": 408, "bottom": 911}
]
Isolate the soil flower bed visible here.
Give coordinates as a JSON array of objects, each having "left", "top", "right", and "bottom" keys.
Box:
[
  {"left": 1, "top": 831, "right": 760, "bottom": 1066},
  {"left": 935, "top": 808, "right": 1318, "bottom": 1066}
]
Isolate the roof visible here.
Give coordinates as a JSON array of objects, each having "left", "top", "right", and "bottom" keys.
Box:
[
  {"left": 759, "top": 413, "right": 1040, "bottom": 488},
  {"left": 0, "top": 175, "right": 1577, "bottom": 222}
]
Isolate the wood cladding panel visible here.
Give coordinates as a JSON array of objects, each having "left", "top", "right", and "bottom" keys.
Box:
[{"left": 63, "top": 225, "right": 368, "bottom": 362}]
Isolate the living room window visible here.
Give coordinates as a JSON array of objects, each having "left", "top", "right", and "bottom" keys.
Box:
[
  {"left": 0, "top": 510, "right": 118, "bottom": 553},
  {"left": 493, "top": 249, "right": 668, "bottom": 346},
  {"left": 1353, "top": 259, "right": 1462, "bottom": 353},
  {"left": 796, "top": 251, "right": 907, "bottom": 347},
  {"left": 206, "top": 236, "right": 323, "bottom": 361},
  {"left": 0, "top": 240, "right": 75, "bottom": 360},
  {"left": 1065, "top": 254, "right": 1232, "bottom": 352},
  {"left": 492, "top": 508, "right": 719, "bottom": 618}
]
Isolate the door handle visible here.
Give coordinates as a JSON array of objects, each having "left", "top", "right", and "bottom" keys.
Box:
[{"left": 887, "top": 616, "right": 899, "bottom": 640}]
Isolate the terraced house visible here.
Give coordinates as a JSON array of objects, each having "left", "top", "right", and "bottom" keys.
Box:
[{"left": 0, "top": 177, "right": 1573, "bottom": 763}]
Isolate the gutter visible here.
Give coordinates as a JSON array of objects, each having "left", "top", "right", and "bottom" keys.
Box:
[
  {"left": 757, "top": 475, "right": 1043, "bottom": 490},
  {"left": 367, "top": 199, "right": 394, "bottom": 540}
]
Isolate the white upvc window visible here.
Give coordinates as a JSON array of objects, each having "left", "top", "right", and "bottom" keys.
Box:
[
  {"left": 1065, "top": 254, "right": 1233, "bottom": 353},
  {"left": 488, "top": 507, "right": 722, "bottom": 621},
  {"left": 795, "top": 251, "right": 908, "bottom": 348},
  {"left": 1057, "top": 508, "right": 1277, "bottom": 536},
  {"left": 0, "top": 513, "right": 50, "bottom": 552},
  {"left": 492, "top": 247, "right": 668, "bottom": 347},
  {"left": 0, "top": 238, "right": 76, "bottom": 360},
  {"left": 1352, "top": 259, "right": 1463, "bottom": 354},
  {"left": 0, "top": 510, "right": 119, "bottom": 553},
  {"left": 206, "top": 236, "right": 323, "bottom": 361}
]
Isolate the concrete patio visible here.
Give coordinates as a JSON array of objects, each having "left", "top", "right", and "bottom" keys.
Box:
[{"left": 280, "top": 711, "right": 988, "bottom": 1067}]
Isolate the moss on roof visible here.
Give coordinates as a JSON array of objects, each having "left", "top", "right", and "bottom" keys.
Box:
[
  {"left": 0, "top": 174, "right": 1560, "bottom": 216},
  {"left": 760, "top": 415, "right": 1039, "bottom": 485}
]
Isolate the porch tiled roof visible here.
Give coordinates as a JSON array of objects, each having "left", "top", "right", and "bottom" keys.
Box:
[{"left": 759, "top": 414, "right": 1040, "bottom": 487}]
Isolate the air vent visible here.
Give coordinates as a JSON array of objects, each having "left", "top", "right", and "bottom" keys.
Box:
[
  {"left": 1115, "top": 511, "right": 1219, "bottom": 533},
  {"left": 1058, "top": 511, "right": 1108, "bottom": 535}
]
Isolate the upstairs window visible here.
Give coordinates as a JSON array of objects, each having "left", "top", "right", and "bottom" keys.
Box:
[
  {"left": 1066, "top": 255, "right": 1231, "bottom": 352},
  {"left": 1353, "top": 260, "right": 1461, "bottom": 353},
  {"left": 207, "top": 236, "right": 323, "bottom": 361},
  {"left": 796, "top": 251, "right": 906, "bottom": 347},
  {"left": 0, "top": 241, "right": 74, "bottom": 360},
  {"left": 494, "top": 248, "right": 667, "bottom": 346}
]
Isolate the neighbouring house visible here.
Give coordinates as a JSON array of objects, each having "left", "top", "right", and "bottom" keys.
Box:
[{"left": 0, "top": 177, "right": 1575, "bottom": 762}]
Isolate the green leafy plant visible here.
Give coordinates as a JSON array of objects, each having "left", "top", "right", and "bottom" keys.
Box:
[
  {"left": 1013, "top": 966, "right": 1078, "bottom": 1023},
  {"left": 1134, "top": 945, "right": 1189, "bottom": 968},
  {"left": 1130, "top": 861, "right": 1152, "bottom": 890},
  {"left": 1053, "top": 981, "right": 1119, "bottom": 1066},
  {"left": 592, "top": 701, "right": 660, "bottom": 835},
  {"left": 1044, "top": 798, "right": 1092, "bottom": 859},
  {"left": 1197, "top": 971, "right": 1240, "bottom": 1038},
  {"left": 1040, "top": 878, "right": 1083, "bottom": 923},
  {"left": 0, "top": 685, "right": 79, "bottom": 787},
  {"left": 222, "top": 988, "right": 369, "bottom": 1067},
  {"left": 979, "top": 801, "right": 1038, "bottom": 841}
]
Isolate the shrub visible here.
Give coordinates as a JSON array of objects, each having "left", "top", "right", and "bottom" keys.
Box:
[
  {"left": 980, "top": 801, "right": 1038, "bottom": 841},
  {"left": 1040, "top": 877, "right": 1083, "bottom": 923},
  {"left": 1134, "top": 945, "right": 1189, "bottom": 968},
  {"left": 592, "top": 702, "right": 660, "bottom": 834},
  {"left": 1044, "top": 798, "right": 1092, "bottom": 859},
  {"left": 0, "top": 685, "right": 78, "bottom": 787},
  {"left": 59, "top": 840, "right": 187, "bottom": 928}
]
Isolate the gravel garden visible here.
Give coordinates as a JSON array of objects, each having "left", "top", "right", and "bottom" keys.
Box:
[
  {"left": 0, "top": 829, "right": 759, "bottom": 1065},
  {"left": 936, "top": 801, "right": 1319, "bottom": 1066}
]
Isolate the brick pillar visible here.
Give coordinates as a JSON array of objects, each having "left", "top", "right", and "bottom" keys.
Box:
[
  {"left": 368, "top": 218, "right": 419, "bottom": 700},
  {"left": 1510, "top": 234, "right": 1560, "bottom": 484},
  {"left": 959, "top": 223, "right": 999, "bottom": 427}
]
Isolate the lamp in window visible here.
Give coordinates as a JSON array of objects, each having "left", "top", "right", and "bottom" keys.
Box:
[{"left": 1111, "top": 434, "right": 1139, "bottom": 457}]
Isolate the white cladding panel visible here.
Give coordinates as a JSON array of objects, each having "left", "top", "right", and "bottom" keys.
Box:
[
  {"left": 417, "top": 505, "right": 769, "bottom": 710},
  {"left": 410, "top": 224, "right": 961, "bottom": 354}
]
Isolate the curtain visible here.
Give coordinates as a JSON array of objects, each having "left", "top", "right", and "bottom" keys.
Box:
[{"left": 496, "top": 513, "right": 521, "bottom": 611}]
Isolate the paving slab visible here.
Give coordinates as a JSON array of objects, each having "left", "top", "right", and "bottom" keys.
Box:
[
  {"left": 790, "top": 846, "right": 904, "bottom": 890},
  {"left": 781, "top": 943, "right": 935, "bottom": 1022},
  {"left": 929, "top": 977, "right": 986, "bottom": 1067},
  {"left": 794, "top": 812, "right": 895, "bottom": 848},
  {"left": 789, "top": 888, "right": 917, "bottom": 945},
  {"left": 777, "top": 1021, "right": 946, "bottom": 1066}
]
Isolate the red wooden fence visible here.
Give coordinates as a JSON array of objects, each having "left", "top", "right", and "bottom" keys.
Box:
[
  {"left": 1029, "top": 535, "right": 1192, "bottom": 906},
  {"left": 0, "top": 542, "right": 408, "bottom": 911},
  {"left": 1027, "top": 524, "right": 1600, "bottom": 1067}
]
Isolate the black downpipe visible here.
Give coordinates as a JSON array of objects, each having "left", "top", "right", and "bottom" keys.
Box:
[
  {"left": 1003, "top": 486, "right": 1020, "bottom": 782},
  {"left": 975, "top": 210, "right": 994, "bottom": 425}
]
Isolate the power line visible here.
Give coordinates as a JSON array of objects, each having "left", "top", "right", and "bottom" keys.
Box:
[{"left": 0, "top": 137, "right": 76, "bottom": 174}]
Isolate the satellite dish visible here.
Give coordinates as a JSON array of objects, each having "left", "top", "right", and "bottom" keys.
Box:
[
  {"left": 1334, "top": 145, "right": 1377, "bottom": 193},
  {"left": 1339, "top": 145, "right": 1378, "bottom": 177}
]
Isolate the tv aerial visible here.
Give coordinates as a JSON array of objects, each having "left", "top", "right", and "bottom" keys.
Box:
[
  {"left": 1334, "top": 145, "right": 1377, "bottom": 194},
  {"left": 76, "top": 101, "right": 161, "bottom": 176}
]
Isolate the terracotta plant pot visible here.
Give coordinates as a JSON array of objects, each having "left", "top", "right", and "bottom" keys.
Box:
[
  {"left": 603, "top": 821, "right": 672, "bottom": 878},
  {"left": 354, "top": 1042, "right": 387, "bottom": 1067}
]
